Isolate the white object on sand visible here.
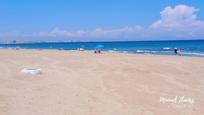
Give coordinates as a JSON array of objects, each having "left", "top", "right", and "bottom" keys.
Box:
[
  {"left": 21, "top": 68, "right": 42, "bottom": 75},
  {"left": 78, "top": 48, "right": 84, "bottom": 51}
]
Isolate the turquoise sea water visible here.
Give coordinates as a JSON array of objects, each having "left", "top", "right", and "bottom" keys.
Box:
[{"left": 0, "top": 40, "right": 204, "bottom": 57}]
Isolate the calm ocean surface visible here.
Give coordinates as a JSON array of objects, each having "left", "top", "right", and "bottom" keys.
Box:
[{"left": 0, "top": 40, "right": 204, "bottom": 57}]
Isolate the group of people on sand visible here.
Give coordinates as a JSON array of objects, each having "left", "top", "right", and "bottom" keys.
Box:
[
  {"left": 77, "top": 47, "right": 102, "bottom": 54},
  {"left": 78, "top": 45, "right": 103, "bottom": 54},
  {"left": 94, "top": 49, "right": 101, "bottom": 54}
]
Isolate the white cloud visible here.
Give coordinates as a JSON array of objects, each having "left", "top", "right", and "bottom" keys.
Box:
[
  {"left": 0, "top": 4, "right": 204, "bottom": 41},
  {"left": 149, "top": 4, "right": 204, "bottom": 38},
  {"left": 33, "top": 26, "right": 144, "bottom": 38}
]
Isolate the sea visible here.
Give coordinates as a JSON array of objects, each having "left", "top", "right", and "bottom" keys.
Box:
[{"left": 0, "top": 40, "right": 204, "bottom": 57}]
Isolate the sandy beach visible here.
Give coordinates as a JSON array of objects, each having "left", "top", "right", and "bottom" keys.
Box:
[{"left": 0, "top": 49, "right": 204, "bottom": 115}]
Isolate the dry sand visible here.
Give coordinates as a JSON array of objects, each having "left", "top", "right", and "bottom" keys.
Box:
[{"left": 0, "top": 49, "right": 204, "bottom": 115}]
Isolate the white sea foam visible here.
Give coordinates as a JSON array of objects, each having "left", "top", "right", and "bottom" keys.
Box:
[
  {"left": 113, "top": 48, "right": 117, "bottom": 51},
  {"left": 151, "top": 51, "right": 159, "bottom": 53},
  {"left": 181, "top": 52, "right": 204, "bottom": 56},
  {"left": 163, "top": 47, "right": 171, "bottom": 50},
  {"left": 136, "top": 50, "right": 144, "bottom": 53},
  {"left": 136, "top": 50, "right": 159, "bottom": 53},
  {"left": 107, "top": 50, "right": 116, "bottom": 53}
]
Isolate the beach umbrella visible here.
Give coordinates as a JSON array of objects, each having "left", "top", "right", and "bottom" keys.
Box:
[{"left": 95, "top": 44, "right": 104, "bottom": 49}]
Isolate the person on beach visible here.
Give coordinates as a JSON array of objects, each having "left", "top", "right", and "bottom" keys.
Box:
[
  {"left": 94, "top": 45, "right": 103, "bottom": 54},
  {"left": 94, "top": 49, "right": 101, "bottom": 54},
  {"left": 174, "top": 48, "right": 178, "bottom": 55},
  {"left": 174, "top": 48, "right": 182, "bottom": 56}
]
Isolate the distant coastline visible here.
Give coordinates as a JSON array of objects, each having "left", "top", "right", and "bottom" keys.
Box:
[
  {"left": 0, "top": 39, "right": 204, "bottom": 45},
  {"left": 0, "top": 40, "right": 204, "bottom": 57}
]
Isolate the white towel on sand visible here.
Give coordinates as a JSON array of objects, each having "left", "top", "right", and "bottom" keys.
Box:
[{"left": 21, "top": 68, "right": 42, "bottom": 75}]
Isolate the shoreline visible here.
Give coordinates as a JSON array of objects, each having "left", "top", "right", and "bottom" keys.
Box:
[
  {"left": 1, "top": 47, "right": 204, "bottom": 58},
  {"left": 1, "top": 40, "right": 204, "bottom": 57}
]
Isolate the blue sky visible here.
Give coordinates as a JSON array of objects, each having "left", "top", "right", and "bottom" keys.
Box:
[{"left": 0, "top": 0, "right": 204, "bottom": 41}]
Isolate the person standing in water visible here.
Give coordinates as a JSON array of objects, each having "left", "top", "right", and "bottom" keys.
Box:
[
  {"left": 174, "top": 48, "right": 182, "bottom": 56},
  {"left": 174, "top": 48, "right": 178, "bottom": 55}
]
